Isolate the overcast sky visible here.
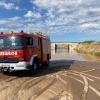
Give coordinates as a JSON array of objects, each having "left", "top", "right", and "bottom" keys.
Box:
[{"left": 0, "top": 0, "right": 100, "bottom": 42}]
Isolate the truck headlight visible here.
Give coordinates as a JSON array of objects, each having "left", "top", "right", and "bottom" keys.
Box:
[{"left": 0, "top": 64, "right": 3, "bottom": 67}]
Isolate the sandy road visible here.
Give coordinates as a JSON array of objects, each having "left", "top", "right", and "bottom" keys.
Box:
[{"left": 0, "top": 60, "right": 100, "bottom": 100}]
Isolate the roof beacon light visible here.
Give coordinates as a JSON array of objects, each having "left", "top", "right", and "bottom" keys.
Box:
[
  {"left": 9, "top": 30, "right": 13, "bottom": 34},
  {"left": 1, "top": 32, "right": 3, "bottom": 34},
  {"left": 21, "top": 30, "right": 24, "bottom": 33}
]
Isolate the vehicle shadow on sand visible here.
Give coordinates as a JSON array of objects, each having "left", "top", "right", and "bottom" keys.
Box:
[{"left": 8, "top": 60, "right": 75, "bottom": 77}]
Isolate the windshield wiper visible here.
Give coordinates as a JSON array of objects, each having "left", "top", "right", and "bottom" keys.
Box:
[
  {"left": 10, "top": 46, "right": 24, "bottom": 50},
  {"left": 0, "top": 46, "right": 10, "bottom": 50}
]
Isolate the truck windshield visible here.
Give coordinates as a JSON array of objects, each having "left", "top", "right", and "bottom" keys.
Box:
[{"left": 0, "top": 36, "right": 24, "bottom": 50}]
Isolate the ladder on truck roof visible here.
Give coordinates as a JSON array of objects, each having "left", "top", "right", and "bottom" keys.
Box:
[{"left": 33, "top": 32, "right": 50, "bottom": 39}]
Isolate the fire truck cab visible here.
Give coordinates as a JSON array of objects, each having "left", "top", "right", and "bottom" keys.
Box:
[{"left": 0, "top": 31, "right": 51, "bottom": 75}]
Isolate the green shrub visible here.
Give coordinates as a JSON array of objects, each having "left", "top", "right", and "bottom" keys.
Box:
[
  {"left": 95, "top": 52, "right": 100, "bottom": 56},
  {"left": 81, "top": 40, "right": 96, "bottom": 44}
]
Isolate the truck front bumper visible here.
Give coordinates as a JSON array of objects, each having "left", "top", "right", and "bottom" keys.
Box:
[{"left": 0, "top": 62, "right": 28, "bottom": 71}]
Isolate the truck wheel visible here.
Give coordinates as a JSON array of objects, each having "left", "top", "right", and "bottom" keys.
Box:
[
  {"left": 30, "top": 59, "right": 38, "bottom": 75},
  {"left": 46, "top": 58, "right": 49, "bottom": 66}
]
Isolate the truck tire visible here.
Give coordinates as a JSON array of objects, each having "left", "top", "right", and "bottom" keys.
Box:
[
  {"left": 30, "top": 59, "right": 38, "bottom": 75},
  {"left": 45, "top": 58, "right": 49, "bottom": 66}
]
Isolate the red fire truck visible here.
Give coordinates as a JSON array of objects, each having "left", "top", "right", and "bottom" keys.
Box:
[{"left": 0, "top": 31, "right": 51, "bottom": 75}]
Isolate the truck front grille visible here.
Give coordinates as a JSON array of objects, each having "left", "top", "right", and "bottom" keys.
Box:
[{"left": 0, "top": 58, "right": 19, "bottom": 63}]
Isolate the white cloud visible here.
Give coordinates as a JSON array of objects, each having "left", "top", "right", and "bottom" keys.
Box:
[
  {"left": 80, "top": 23, "right": 100, "bottom": 30},
  {"left": 9, "top": 16, "right": 20, "bottom": 20},
  {"left": 15, "top": 6, "right": 20, "bottom": 10},
  {"left": 1, "top": 0, "right": 100, "bottom": 35},
  {"left": 20, "top": 19, "right": 35, "bottom": 23},
  {"left": 0, "top": 16, "right": 37, "bottom": 33},
  {"left": 24, "top": 10, "right": 41, "bottom": 19},
  {"left": 0, "top": 1, "right": 20, "bottom": 10},
  {"left": 0, "top": 28, "right": 9, "bottom": 33},
  {"left": 0, "top": 16, "right": 23, "bottom": 28},
  {"left": 31, "top": 0, "right": 100, "bottom": 34}
]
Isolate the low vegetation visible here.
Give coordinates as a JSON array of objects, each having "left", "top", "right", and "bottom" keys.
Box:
[
  {"left": 95, "top": 52, "right": 100, "bottom": 56},
  {"left": 80, "top": 40, "right": 96, "bottom": 44},
  {"left": 76, "top": 40, "right": 100, "bottom": 57}
]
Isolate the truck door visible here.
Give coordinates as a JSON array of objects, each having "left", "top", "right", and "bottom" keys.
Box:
[{"left": 25, "top": 36, "right": 33, "bottom": 62}]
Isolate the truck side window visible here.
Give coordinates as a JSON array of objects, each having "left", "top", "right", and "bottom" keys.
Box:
[
  {"left": 34, "top": 37, "right": 39, "bottom": 46},
  {"left": 26, "top": 37, "right": 33, "bottom": 47}
]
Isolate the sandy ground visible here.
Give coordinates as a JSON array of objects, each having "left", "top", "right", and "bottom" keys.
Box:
[{"left": 0, "top": 60, "right": 100, "bottom": 100}]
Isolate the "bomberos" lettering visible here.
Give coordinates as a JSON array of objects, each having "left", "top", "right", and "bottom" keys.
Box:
[{"left": 0, "top": 52, "right": 17, "bottom": 55}]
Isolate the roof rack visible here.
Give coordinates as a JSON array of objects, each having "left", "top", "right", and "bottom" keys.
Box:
[{"left": 34, "top": 32, "right": 50, "bottom": 39}]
